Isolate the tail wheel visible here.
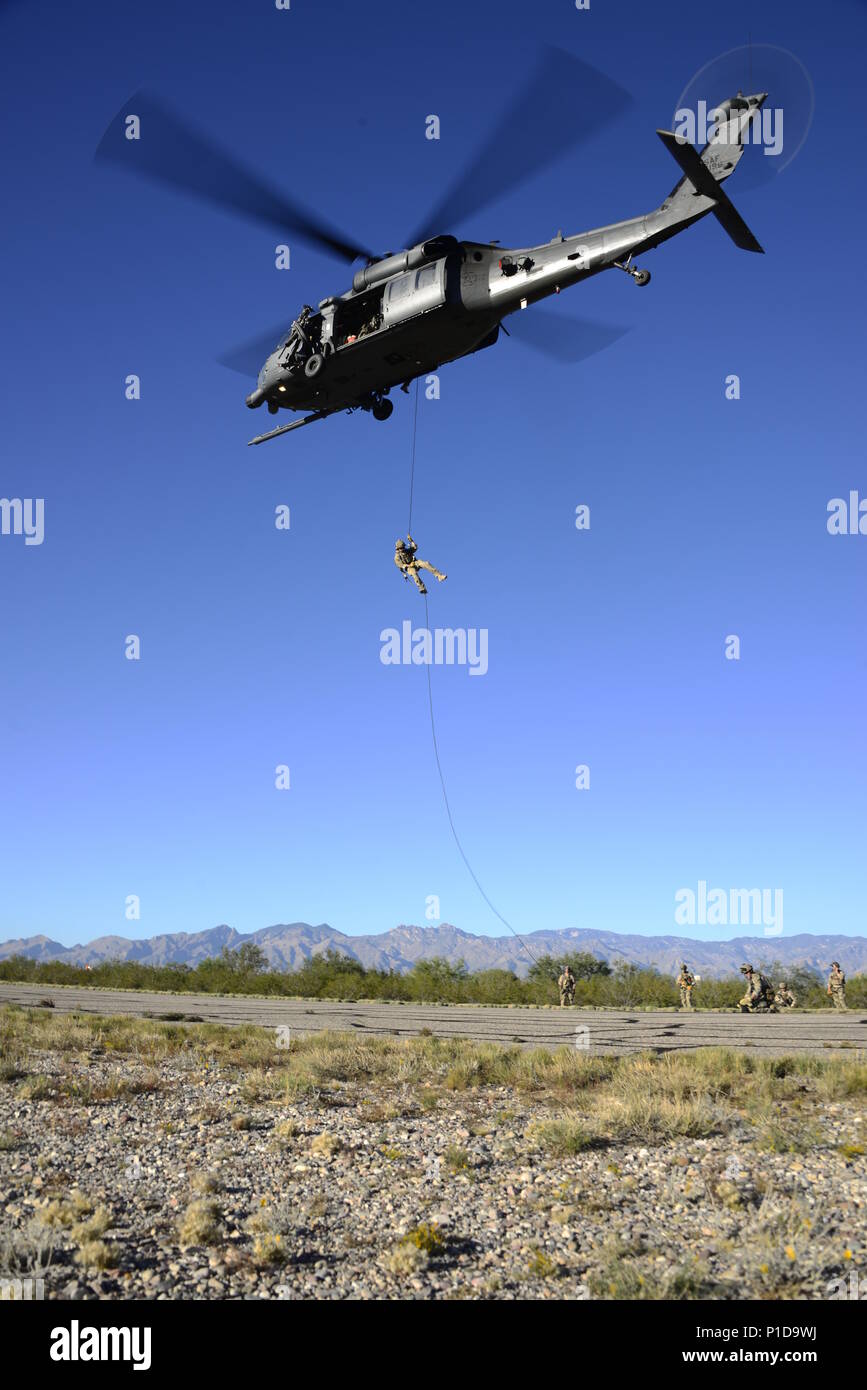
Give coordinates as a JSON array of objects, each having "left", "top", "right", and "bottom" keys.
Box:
[
  {"left": 304, "top": 353, "right": 326, "bottom": 379},
  {"left": 372, "top": 398, "right": 393, "bottom": 421},
  {"left": 633, "top": 269, "right": 651, "bottom": 287}
]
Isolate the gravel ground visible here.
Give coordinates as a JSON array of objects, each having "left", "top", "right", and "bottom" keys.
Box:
[{"left": 2, "top": 1038, "right": 866, "bottom": 1301}]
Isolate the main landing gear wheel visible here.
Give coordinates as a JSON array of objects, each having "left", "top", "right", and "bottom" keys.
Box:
[
  {"left": 372, "top": 398, "right": 393, "bottom": 421},
  {"left": 633, "top": 269, "right": 651, "bottom": 287},
  {"left": 304, "top": 353, "right": 326, "bottom": 379}
]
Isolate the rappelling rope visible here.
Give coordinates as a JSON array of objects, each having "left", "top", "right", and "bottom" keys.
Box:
[
  {"left": 407, "top": 376, "right": 420, "bottom": 535},
  {"left": 420, "top": 591, "right": 540, "bottom": 973}
]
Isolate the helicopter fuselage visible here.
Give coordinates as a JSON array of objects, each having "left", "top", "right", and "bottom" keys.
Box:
[{"left": 247, "top": 209, "right": 672, "bottom": 420}]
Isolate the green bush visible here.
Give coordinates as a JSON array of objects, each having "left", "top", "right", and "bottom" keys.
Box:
[{"left": 527, "top": 952, "right": 612, "bottom": 985}]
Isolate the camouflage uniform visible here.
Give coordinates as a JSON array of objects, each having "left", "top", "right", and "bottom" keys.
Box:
[
  {"left": 558, "top": 968, "right": 576, "bottom": 1007},
  {"left": 394, "top": 535, "right": 447, "bottom": 595},
  {"left": 738, "top": 964, "right": 776, "bottom": 1013},
  {"left": 676, "top": 963, "right": 695, "bottom": 1010},
  {"left": 828, "top": 963, "right": 847, "bottom": 1011},
  {"left": 774, "top": 983, "right": 796, "bottom": 1009}
]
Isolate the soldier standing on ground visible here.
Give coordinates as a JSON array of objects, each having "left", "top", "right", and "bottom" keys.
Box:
[
  {"left": 558, "top": 965, "right": 576, "bottom": 1007},
  {"left": 676, "top": 962, "right": 695, "bottom": 1010},
  {"left": 828, "top": 962, "right": 847, "bottom": 1011}
]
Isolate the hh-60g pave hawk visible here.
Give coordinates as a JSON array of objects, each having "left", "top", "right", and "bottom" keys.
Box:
[{"left": 95, "top": 49, "right": 767, "bottom": 446}]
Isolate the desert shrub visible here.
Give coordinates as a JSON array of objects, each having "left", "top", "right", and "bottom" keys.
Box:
[{"left": 1, "top": 952, "right": 863, "bottom": 1008}]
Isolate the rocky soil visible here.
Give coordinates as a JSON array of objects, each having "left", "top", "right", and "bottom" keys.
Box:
[{"left": 2, "top": 1041, "right": 866, "bottom": 1301}]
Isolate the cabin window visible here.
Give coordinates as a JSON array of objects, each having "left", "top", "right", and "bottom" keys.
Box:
[{"left": 387, "top": 273, "right": 413, "bottom": 304}]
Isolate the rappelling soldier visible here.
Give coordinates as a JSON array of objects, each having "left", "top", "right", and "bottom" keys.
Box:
[
  {"left": 558, "top": 965, "right": 576, "bottom": 1007},
  {"left": 394, "top": 535, "right": 447, "bottom": 595},
  {"left": 676, "top": 962, "right": 695, "bottom": 1010},
  {"left": 828, "top": 962, "right": 847, "bottom": 1011}
]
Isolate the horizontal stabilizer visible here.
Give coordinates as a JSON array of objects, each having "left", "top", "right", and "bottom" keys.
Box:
[{"left": 656, "top": 129, "right": 764, "bottom": 254}]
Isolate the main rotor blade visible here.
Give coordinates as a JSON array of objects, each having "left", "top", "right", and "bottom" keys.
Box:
[
  {"left": 505, "top": 308, "right": 630, "bottom": 363},
  {"left": 218, "top": 321, "right": 292, "bottom": 379},
  {"left": 406, "top": 48, "right": 633, "bottom": 246},
  {"left": 95, "top": 91, "right": 374, "bottom": 264}
]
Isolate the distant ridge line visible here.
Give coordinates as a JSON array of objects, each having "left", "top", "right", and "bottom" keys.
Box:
[{"left": 1, "top": 924, "right": 865, "bottom": 980}]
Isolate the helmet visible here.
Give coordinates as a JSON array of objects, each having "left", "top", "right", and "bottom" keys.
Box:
[
  {"left": 831, "top": 961, "right": 840, "bottom": 969},
  {"left": 395, "top": 539, "right": 403, "bottom": 548},
  {"left": 740, "top": 963, "right": 753, "bottom": 974},
  {"left": 681, "top": 962, "right": 688, "bottom": 968}
]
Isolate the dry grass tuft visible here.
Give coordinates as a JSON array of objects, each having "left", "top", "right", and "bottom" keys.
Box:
[
  {"left": 178, "top": 1198, "right": 222, "bottom": 1248},
  {"left": 310, "top": 1132, "right": 342, "bottom": 1158}
]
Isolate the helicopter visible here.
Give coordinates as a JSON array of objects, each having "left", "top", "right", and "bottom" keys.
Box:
[{"left": 95, "top": 50, "right": 766, "bottom": 446}]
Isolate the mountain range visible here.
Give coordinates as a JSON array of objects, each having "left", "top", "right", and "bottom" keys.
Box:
[{"left": 1, "top": 923, "right": 865, "bottom": 979}]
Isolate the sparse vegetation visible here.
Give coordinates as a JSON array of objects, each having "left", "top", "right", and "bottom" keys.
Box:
[
  {"left": 35, "top": 1191, "right": 116, "bottom": 1270},
  {"left": 3, "top": 1008, "right": 867, "bottom": 1117},
  {"left": 588, "top": 1240, "right": 710, "bottom": 1300}
]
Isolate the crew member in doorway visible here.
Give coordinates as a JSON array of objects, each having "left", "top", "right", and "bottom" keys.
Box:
[{"left": 279, "top": 305, "right": 315, "bottom": 370}]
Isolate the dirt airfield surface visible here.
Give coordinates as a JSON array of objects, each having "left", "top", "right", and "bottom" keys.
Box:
[{"left": 1, "top": 982, "right": 864, "bottom": 1056}]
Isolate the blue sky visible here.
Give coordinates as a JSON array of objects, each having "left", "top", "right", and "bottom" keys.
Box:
[{"left": 1, "top": 0, "right": 864, "bottom": 949}]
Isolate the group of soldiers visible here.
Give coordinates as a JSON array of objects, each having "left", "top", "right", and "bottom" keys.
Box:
[
  {"left": 735, "top": 964, "right": 795, "bottom": 1014},
  {"left": 554, "top": 960, "right": 849, "bottom": 1011},
  {"left": 675, "top": 960, "right": 848, "bottom": 1013}
]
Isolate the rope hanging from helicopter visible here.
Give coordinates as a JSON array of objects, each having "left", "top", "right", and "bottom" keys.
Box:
[
  {"left": 407, "top": 377, "right": 420, "bottom": 535},
  {"left": 408, "top": 387, "right": 539, "bottom": 971}
]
